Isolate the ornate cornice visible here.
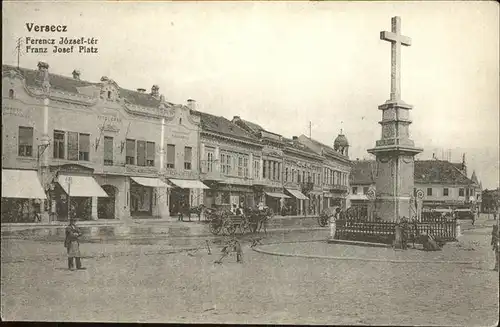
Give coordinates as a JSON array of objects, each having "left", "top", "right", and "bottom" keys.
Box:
[{"left": 201, "top": 131, "right": 262, "bottom": 148}]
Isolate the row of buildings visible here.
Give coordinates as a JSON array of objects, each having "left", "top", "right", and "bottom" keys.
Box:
[{"left": 1, "top": 62, "right": 352, "bottom": 222}]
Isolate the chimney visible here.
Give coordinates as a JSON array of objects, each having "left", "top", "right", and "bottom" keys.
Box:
[
  {"left": 137, "top": 88, "right": 146, "bottom": 93},
  {"left": 72, "top": 70, "right": 81, "bottom": 80},
  {"left": 292, "top": 136, "right": 298, "bottom": 141},
  {"left": 356, "top": 158, "right": 359, "bottom": 161},
  {"left": 233, "top": 115, "right": 241, "bottom": 122},
  {"left": 187, "top": 99, "right": 196, "bottom": 110},
  {"left": 151, "top": 85, "right": 159, "bottom": 97}
]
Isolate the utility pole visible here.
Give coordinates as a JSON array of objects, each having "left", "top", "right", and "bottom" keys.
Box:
[
  {"left": 309, "top": 121, "right": 312, "bottom": 139},
  {"left": 15, "top": 37, "right": 23, "bottom": 69}
]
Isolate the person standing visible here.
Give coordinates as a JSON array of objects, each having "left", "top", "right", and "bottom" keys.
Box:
[
  {"left": 491, "top": 224, "right": 499, "bottom": 271},
  {"left": 64, "top": 217, "right": 85, "bottom": 270}
]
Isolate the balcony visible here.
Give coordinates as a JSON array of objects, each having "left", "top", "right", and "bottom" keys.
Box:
[
  {"left": 199, "top": 160, "right": 224, "bottom": 181},
  {"left": 329, "top": 184, "right": 349, "bottom": 193}
]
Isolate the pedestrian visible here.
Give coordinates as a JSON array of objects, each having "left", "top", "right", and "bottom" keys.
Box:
[
  {"left": 491, "top": 224, "right": 499, "bottom": 271},
  {"left": 64, "top": 217, "right": 85, "bottom": 270}
]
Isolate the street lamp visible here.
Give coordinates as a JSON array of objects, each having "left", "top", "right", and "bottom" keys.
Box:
[{"left": 66, "top": 176, "right": 72, "bottom": 221}]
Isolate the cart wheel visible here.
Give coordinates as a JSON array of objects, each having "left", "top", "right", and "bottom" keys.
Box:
[
  {"left": 223, "top": 220, "right": 236, "bottom": 236},
  {"left": 209, "top": 220, "right": 222, "bottom": 235}
]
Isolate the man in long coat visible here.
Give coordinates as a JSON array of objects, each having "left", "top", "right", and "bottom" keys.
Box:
[{"left": 64, "top": 217, "right": 85, "bottom": 270}]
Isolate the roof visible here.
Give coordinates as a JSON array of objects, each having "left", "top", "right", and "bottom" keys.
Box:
[
  {"left": 350, "top": 160, "right": 376, "bottom": 185},
  {"left": 350, "top": 159, "right": 475, "bottom": 186},
  {"left": 334, "top": 134, "right": 349, "bottom": 147},
  {"left": 470, "top": 171, "right": 479, "bottom": 184},
  {"left": 241, "top": 119, "right": 264, "bottom": 133},
  {"left": 198, "top": 111, "right": 260, "bottom": 143},
  {"left": 282, "top": 137, "right": 319, "bottom": 156},
  {"left": 2, "top": 64, "right": 169, "bottom": 108},
  {"left": 300, "top": 135, "right": 348, "bottom": 160}
]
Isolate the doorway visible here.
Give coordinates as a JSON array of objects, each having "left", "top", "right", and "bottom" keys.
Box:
[{"left": 98, "top": 185, "right": 118, "bottom": 219}]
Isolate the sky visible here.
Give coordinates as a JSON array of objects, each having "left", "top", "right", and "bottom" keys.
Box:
[{"left": 3, "top": 1, "right": 499, "bottom": 189}]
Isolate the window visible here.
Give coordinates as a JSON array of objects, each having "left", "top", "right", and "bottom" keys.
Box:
[
  {"left": 285, "top": 168, "right": 289, "bottom": 182},
  {"left": 67, "top": 131, "right": 79, "bottom": 161},
  {"left": 107, "top": 91, "right": 111, "bottom": 99},
  {"left": 459, "top": 188, "right": 465, "bottom": 197},
  {"left": 9, "top": 89, "right": 14, "bottom": 99},
  {"left": 226, "top": 153, "right": 232, "bottom": 175},
  {"left": 184, "top": 146, "right": 192, "bottom": 170},
  {"left": 363, "top": 187, "right": 369, "bottom": 194},
  {"left": 103, "top": 136, "right": 113, "bottom": 166},
  {"left": 237, "top": 156, "right": 243, "bottom": 177},
  {"left": 427, "top": 188, "right": 433, "bottom": 196},
  {"left": 166, "top": 144, "right": 175, "bottom": 168},
  {"left": 126, "top": 139, "right": 135, "bottom": 165},
  {"left": 146, "top": 142, "right": 155, "bottom": 167},
  {"left": 253, "top": 157, "right": 260, "bottom": 179},
  {"left": 443, "top": 188, "right": 449, "bottom": 196},
  {"left": 298, "top": 171, "right": 302, "bottom": 183},
  {"left": 207, "top": 149, "right": 214, "bottom": 172},
  {"left": 136, "top": 141, "right": 146, "bottom": 166},
  {"left": 221, "top": 153, "right": 227, "bottom": 174},
  {"left": 53, "top": 130, "right": 65, "bottom": 159},
  {"left": 243, "top": 157, "right": 249, "bottom": 177},
  {"left": 78, "top": 133, "right": 90, "bottom": 161},
  {"left": 352, "top": 187, "right": 358, "bottom": 194},
  {"left": 262, "top": 160, "right": 267, "bottom": 178},
  {"left": 18, "top": 126, "right": 33, "bottom": 157}
]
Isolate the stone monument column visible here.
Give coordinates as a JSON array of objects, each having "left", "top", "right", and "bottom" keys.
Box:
[{"left": 367, "top": 16, "right": 423, "bottom": 222}]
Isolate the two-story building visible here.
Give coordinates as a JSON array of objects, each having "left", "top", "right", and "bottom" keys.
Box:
[
  {"left": 297, "top": 134, "right": 351, "bottom": 211},
  {"left": 232, "top": 116, "right": 331, "bottom": 216},
  {"left": 1, "top": 62, "right": 204, "bottom": 222},
  {"left": 198, "top": 111, "right": 262, "bottom": 210},
  {"left": 349, "top": 158, "right": 481, "bottom": 216}
]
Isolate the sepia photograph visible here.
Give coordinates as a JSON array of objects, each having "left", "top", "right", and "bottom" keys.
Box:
[{"left": 1, "top": 1, "right": 499, "bottom": 325}]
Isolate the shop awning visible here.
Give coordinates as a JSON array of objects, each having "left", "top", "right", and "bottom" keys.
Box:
[
  {"left": 2, "top": 169, "right": 47, "bottom": 199},
  {"left": 58, "top": 174, "right": 108, "bottom": 197},
  {"left": 348, "top": 194, "right": 368, "bottom": 201},
  {"left": 285, "top": 188, "right": 308, "bottom": 200},
  {"left": 131, "top": 177, "right": 170, "bottom": 188},
  {"left": 265, "top": 192, "right": 290, "bottom": 199},
  {"left": 169, "top": 179, "right": 210, "bottom": 189}
]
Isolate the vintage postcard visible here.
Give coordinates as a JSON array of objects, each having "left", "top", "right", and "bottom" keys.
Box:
[{"left": 1, "top": 1, "right": 499, "bottom": 325}]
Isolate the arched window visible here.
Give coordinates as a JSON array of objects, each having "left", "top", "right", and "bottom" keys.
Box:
[{"left": 8, "top": 89, "right": 14, "bottom": 99}]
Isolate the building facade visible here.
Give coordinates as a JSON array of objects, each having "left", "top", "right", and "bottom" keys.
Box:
[
  {"left": 349, "top": 158, "right": 482, "bottom": 218},
  {"left": 1, "top": 62, "right": 204, "bottom": 222}
]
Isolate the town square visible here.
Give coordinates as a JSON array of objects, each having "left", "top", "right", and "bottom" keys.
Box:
[{"left": 1, "top": 2, "right": 499, "bottom": 325}]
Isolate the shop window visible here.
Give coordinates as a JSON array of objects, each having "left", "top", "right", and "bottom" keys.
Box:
[
  {"left": 104, "top": 136, "right": 113, "bottom": 166},
  {"left": 126, "top": 139, "right": 135, "bottom": 165},
  {"left": 137, "top": 140, "right": 146, "bottom": 166},
  {"left": 427, "top": 188, "right": 433, "bottom": 196},
  {"left": 459, "top": 188, "right": 465, "bottom": 197},
  {"left": 443, "top": 188, "right": 449, "bottom": 196},
  {"left": 146, "top": 141, "right": 155, "bottom": 167},
  {"left": 67, "top": 132, "right": 79, "bottom": 161},
  {"left": 166, "top": 144, "right": 175, "bottom": 168},
  {"left": 18, "top": 126, "right": 33, "bottom": 157},
  {"left": 184, "top": 146, "right": 192, "bottom": 170},
  {"left": 78, "top": 133, "right": 90, "bottom": 161},
  {"left": 53, "top": 130, "right": 65, "bottom": 159}
]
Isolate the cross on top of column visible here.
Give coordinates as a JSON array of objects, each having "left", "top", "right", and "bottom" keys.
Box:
[{"left": 380, "top": 16, "right": 411, "bottom": 102}]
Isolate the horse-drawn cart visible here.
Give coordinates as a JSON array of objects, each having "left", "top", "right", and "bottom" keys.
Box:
[{"left": 206, "top": 207, "right": 274, "bottom": 236}]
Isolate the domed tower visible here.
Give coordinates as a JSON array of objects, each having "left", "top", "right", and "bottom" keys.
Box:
[{"left": 334, "top": 130, "right": 349, "bottom": 157}]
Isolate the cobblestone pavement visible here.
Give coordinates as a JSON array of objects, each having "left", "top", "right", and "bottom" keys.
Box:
[{"left": 1, "top": 225, "right": 498, "bottom": 325}]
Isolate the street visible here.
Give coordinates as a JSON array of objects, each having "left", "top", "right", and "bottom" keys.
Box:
[{"left": 1, "top": 221, "right": 498, "bottom": 325}]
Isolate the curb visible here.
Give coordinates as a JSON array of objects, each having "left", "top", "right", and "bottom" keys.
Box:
[
  {"left": 327, "top": 239, "right": 392, "bottom": 248},
  {"left": 252, "top": 242, "right": 480, "bottom": 265}
]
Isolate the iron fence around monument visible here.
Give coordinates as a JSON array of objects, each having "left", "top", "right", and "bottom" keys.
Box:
[{"left": 334, "top": 219, "right": 457, "bottom": 244}]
